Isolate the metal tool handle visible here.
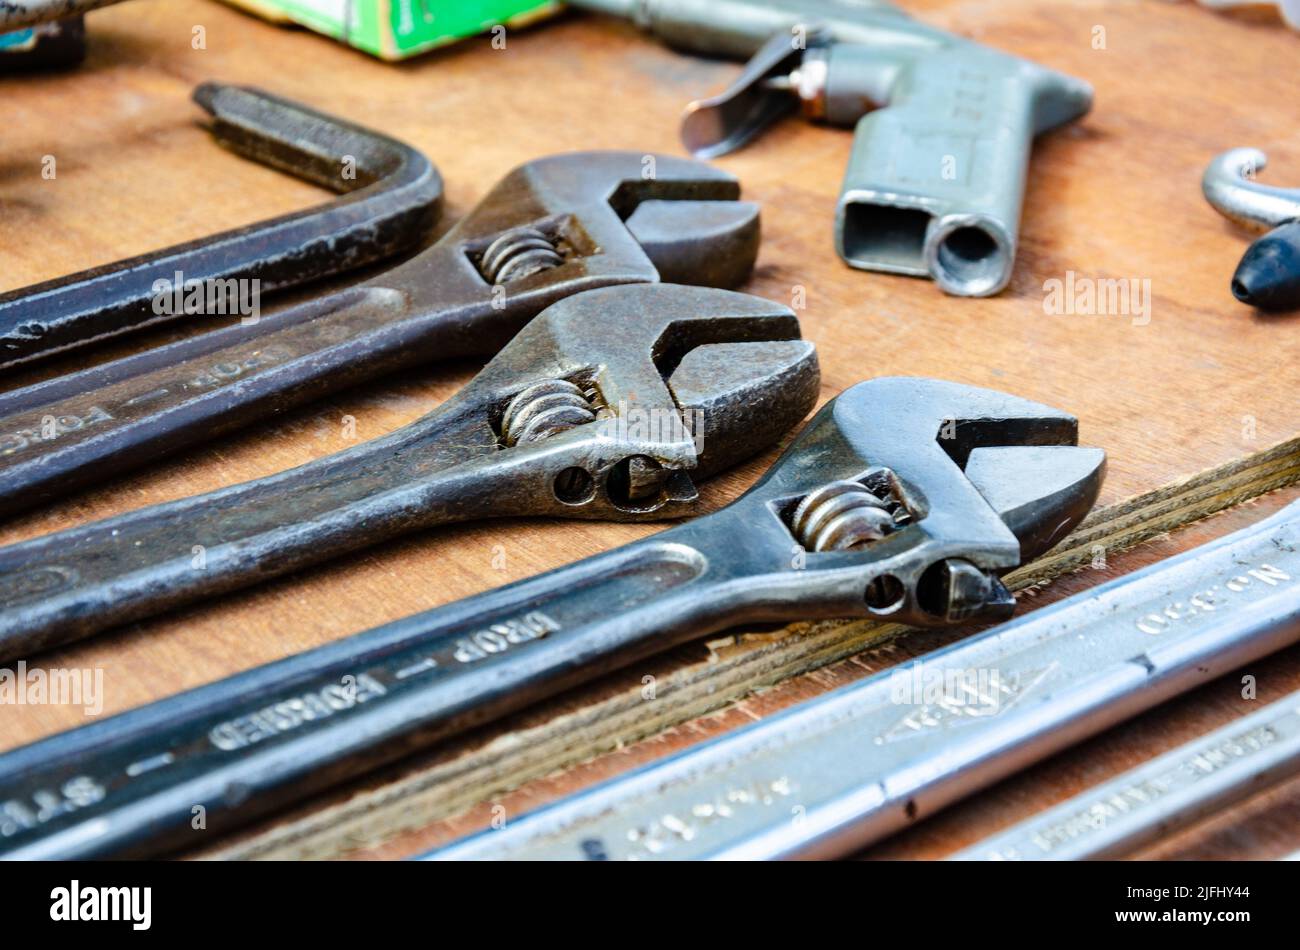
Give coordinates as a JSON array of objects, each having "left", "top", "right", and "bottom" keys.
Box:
[
  {"left": 951, "top": 687, "right": 1300, "bottom": 860},
  {"left": 427, "top": 499, "right": 1300, "bottom": 860},
  {"left": 0, "top": 275, "right": 511, "bottom": 517},
  {"left": 574, "top": 0, "right": 947, "bottom": 57},
  {"left": 834, "top": 47, "right": 1091, "bottom": 297},
  {"left": 0, "top": 391, "right": 497, "bottom": 659},
  {"left": 0, "top": 530, "right": 730, "bottom": 858},
  {"left": 0, "top": 83, "right": 442, "bottom": 369}
]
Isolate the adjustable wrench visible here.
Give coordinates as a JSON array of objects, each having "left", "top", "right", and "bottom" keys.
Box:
[
  {"left": 429, "top": 498, "right": 1300, "bottom": 861},
  {"left": 0, "top": 151, "right": 759, "bottom": 514},
  {"left": 0, "top": 283, "right": 815, "bottom": 660},
  {"left": 0, "top": 83, "right": 444, "bottom": 368},
  {"left": 0, "top": 376, "right": 1101, "bottom": 859}
]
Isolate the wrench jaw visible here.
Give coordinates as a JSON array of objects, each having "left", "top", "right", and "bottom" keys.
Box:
[
  {"left": 722, "top": 377, "right": 1106, "bottom": 628},
  {"left": 624, "top": 199, "right": 761, "bottom": 290},
  {"left": 448, "top": 284, "right": 819, "bottom": 522},
  {"left": 963, "top": 444, "right": 1106, "bottom": 563},
  {"left": 508, "top": 335, "right": 820, "bottom": 522},
  {"left": 405, "top": 151, "right": 762, "bottom": 310}
]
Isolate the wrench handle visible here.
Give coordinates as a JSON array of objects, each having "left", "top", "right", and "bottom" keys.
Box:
[
  {"left": 0, "top": 282, "right": 507, "bottom": 517},
  {"left": 0, "top": 83, "right": 443, "bottom": 370},
  {"left": 0, "top": 531, "right": 726, "bottom": 858},
  {"left": 429, "top": 500, "right": 1300, "bottom": 861},
  {"left": 0, "top": 394, "right": 500, "bottom": 659},
  {"left": 0, "top": 287, "right": 396, "bottom": 504}
]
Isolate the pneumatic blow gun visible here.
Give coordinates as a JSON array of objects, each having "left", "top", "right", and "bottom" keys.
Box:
[{"left": 571, "top": 0, "right": 1093, "bottom": 297}]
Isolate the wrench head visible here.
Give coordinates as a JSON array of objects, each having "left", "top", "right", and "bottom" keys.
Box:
[
  {"left": 736, "top": 377, "right": 1104, "bottom": 626},
  {"left": 458, "top": 284, "right": 819, "bottom": 521},
  {"left": 441, "top": 151, "right": 762, "bottom": 297}
]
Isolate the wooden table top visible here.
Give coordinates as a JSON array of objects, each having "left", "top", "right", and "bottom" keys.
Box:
[{"left": 0, "top": 0, "right": 1297, "bottom": 859}]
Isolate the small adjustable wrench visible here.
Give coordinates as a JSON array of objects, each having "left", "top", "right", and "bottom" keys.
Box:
[
  {"left": 0, "top": 151, "right": 759, "bottom": 514},
  {"left": 0, "top": 284, "right": 817, "bottom": 659},
  {"left": 0, "top": 377, "right": 1101, "bottom": 859}
]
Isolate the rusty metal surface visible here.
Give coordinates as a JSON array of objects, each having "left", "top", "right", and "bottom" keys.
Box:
[
  {"left": 0, "top": 283, "right": 812, "bottom": 658},
  {"left": 0, "top": 375, "right": 1103, "bottom": 859},
  {"left": 0, "top": 150, "right": 759, "bottom": 514},
  {"left": 0, "top": 83, "right": 445, "bottom": 368}
]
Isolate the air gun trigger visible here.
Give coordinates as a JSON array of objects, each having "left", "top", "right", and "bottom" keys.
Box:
[{"left": 680, "top": 26, "right": 830, "bottom": 159}]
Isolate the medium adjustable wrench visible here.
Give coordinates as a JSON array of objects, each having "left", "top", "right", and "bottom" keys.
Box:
[
  {"left": 0, "top": 284, "right": 816, "bottom": 659},
  {"left": 0, "top": 151, "right": 759, "bottom": 514},
  {"left": 0, "top": 376, "right": 1101, "bottom": 859},
  {"left": 0, "top": 83, "right": 444, "bottom": 368},
  {"left": 430, "top": 498, "right": 1300, "bottom": 861}
]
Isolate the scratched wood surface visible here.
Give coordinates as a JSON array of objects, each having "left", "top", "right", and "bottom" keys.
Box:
[{"left": 0, "top": 0, "right": 1297, "bottom": 859}]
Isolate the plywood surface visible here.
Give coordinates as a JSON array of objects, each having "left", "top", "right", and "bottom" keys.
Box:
[{"left": 0, "top": 0, "right": 1297, "bottom": 858}]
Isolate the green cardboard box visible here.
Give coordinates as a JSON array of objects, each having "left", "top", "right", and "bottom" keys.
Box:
[{"left": 224, "top": 0, "right": 562, "bottom": 60}]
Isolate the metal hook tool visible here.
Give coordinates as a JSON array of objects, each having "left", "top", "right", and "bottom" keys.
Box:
[
  {"left": 1204, "top": 147, "right": 1300, "bottom": 310},
  {"left": 0, "top": 150, "right": 759, "bottom": 515},
  {"left": 0, "top": 376, "right": 1102, "bottom": 858},
  {"left": 0, "top": 83, "right": 445, "bottom": 368}
]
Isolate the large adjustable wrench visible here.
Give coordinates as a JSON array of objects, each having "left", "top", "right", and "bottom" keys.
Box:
[
  {"left": 0, "top": 151, "right": 759, "bottom": 515},
  {"left": 0, "top": 377, "right": 1101, "bottom": 859},
  {"left": 431, "top": 498, "right": 1300, "bottom": 861},
  {"left": 0, "top": 284, "right": 816, "bottom": 659}
]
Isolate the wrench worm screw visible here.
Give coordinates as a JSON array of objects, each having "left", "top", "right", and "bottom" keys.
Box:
[
  {"left": 790, "top": 479, "right": 894, "bottom": 552},
  {"left": 500, "top": 378, "right": 599, "bottom": 446},
  {"left": 478, "top": 226, "right": 566, "bottom": 284}
]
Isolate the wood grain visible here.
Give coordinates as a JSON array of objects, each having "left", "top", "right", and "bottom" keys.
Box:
[{"left": 0, "top": 0, "right": 1297, "bottom": 858}]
